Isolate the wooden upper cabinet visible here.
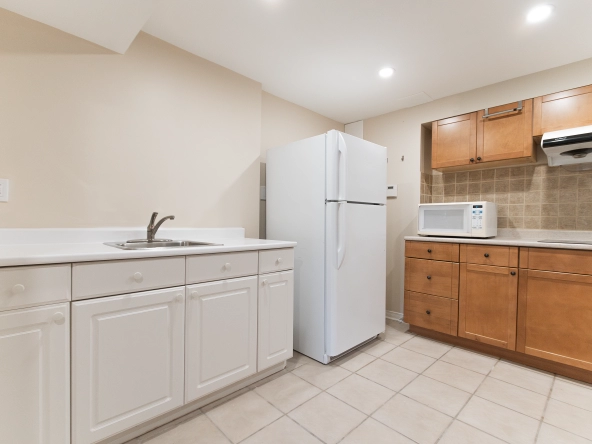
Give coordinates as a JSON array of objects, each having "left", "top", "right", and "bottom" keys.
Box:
[
  {"left": 432, "top": 113, "right": 477, "bottom": 169},
  {"left": 476, "top": 99, "right": 535, "bottom": 163},
  {"left": 517, "top": 269, "right": 592, "bottom": 371},
  {"left": 533, "top": 85, "right": 592, "bottom": 136},
  {"left": 458, "top": 263, "right": 518, "bottom": 350}
]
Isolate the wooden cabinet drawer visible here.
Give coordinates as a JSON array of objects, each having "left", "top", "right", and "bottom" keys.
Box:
[
  {"left": 523, "top": 248, "right": 592, "bottom": 275},
  {"left": 404, "top": 291, "right": 458, "bottom": 336},
  {"left": 259, "top": 248, "right": 294, "bottom": 274},
  {"left": 0, "top": 264, "right": 71, "bottom": 312},
  {"left": 186, "top": 251, "right": 258, "bottom": 284},
  {"left": 464, "top": 244, "right": 518, "bottom": 267},
  {"left": 404, "top": 258, "right": 459, "bottom": 299},
  {"left": 72, "top": 257, "right": 185, "bottom": 300},
  {"left": 405, "top": 241, "right": 459, "bottom": 262}
]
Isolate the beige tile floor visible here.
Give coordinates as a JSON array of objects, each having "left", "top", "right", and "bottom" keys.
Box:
[{"left": 128, "top": 324, "right": 592, "bottom": 444}]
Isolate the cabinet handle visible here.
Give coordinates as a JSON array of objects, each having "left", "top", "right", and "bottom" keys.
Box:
[
  {"left": 427, "top": 249, "right": 432, "bottom": 253},
  {"left": 174, "top": 294, "right": 184, "bottom": 303},
  {"left": 262, "top": 279, "right": 268, "bottom": 286},
  {"left": 511, "top": 271, "right": 516, "bottom": 276},
  {"left": 12, "top": 284, "right": 25, "bottom": 294},
  {"left": 484, "top": 253, "right": 489, "bottom": 258},
  {"left": 477, "top": 156, "right": 482, "bottom": 161},
  {"left": 190, "top": 291, "right": 199, "bottom": 300},
  {"left": 483, "top": 101, "right": 523, "bottom": 119},
  {"left": 52, "top": 312, "right": 66, "bottom": 325},
  {"left": 276, "top": 258, "right": 283, "bottom": 265},
  {"left": 133, "top": 272, "right": 143, "bottom": 283},
  {"left": 224, "top": 263, "right": 232, "bottom": 271},
  {"left": 470, "top": 158, "right": 475, "bottom": 162},
  {"left": 426, "top": 310, "right": 431, "bottom": 315},
  {"left": 427, "top": 275, "right": 432, "bottom": 280}
]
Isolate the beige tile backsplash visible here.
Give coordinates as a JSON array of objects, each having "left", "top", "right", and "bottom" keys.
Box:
[{"left": 423, "top": 165, "right": 592, "bottom": 230}]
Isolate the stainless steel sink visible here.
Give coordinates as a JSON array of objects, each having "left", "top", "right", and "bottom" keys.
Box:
[{"left": 105, "top": 240, "right": 222, "bottom": 250}]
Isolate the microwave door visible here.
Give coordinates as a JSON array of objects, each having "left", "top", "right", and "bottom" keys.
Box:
[{"left": 419, "top": 205, "right": 471, "bottom": 236}]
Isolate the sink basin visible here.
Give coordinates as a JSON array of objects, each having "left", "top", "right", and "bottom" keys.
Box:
[
  {"left": 538, "top": 239, "right": 592, "bottom": 245},
  {"left": 105, "top": 240, "right": 222, "bottom": 250}
]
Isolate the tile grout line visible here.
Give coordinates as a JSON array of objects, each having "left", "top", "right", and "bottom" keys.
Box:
[{"left": 533, "top": 374, "right": 555, "bottom": 444}]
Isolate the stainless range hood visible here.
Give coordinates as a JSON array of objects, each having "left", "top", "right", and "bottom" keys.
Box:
[{"left": 542, "top": 125, "right": 592, "bottom": 170}]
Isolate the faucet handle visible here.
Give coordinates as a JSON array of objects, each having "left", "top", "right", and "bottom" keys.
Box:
[{"left": 149, "top": 212, "right": 158, "bottom": 226}]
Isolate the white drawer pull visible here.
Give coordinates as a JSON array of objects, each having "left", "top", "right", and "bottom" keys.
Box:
[
  {"left": 12, "top": 284, "right": 25, "bottom": 294},
  {"left": 190, "top": 291, "right": 199, "bottom": 300},
  {"left": 262, "top": 279, "right": 268, "bottom": 286},
  {"left": 52, "top": 312, "right": 66, "bottom": 325},
  {"left": 174, "top": 294, "right": 184, "bottom": 303},
  {"left": 276, "top": 258, "right": 283, "bottom": 265},
  {"left": 133, "top": 272, "right": 143, "bottom": 283},
  {"left": 224, "top": 263, "right": 232, "bottom": 271}
]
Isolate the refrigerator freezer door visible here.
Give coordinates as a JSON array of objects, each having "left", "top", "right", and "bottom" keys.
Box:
[
  {"left": 326, "top": 131, "right": 387, "bottom": 205},
  {"left": 325, "top": 202, "right": 386, "bottom": 358}
]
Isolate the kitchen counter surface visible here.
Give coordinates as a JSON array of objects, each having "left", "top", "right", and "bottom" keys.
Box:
[
  {"left": 405, "top": 229, "right": 592, "bottom": 251},
  {"left": 0, "top": 228, "right": 296, "bottom": 267}
]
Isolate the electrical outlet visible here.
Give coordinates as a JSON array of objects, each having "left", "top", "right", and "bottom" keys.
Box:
[{"left": 0, "top": 179, "right": 9, "bottom": 202}]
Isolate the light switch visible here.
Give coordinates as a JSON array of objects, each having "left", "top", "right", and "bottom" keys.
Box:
[
  {"left": 387, "top": 184, "right": 397, "bottom": 198},
  {"left": 0, "top": 179, "right": 8, "bottom": 202}
]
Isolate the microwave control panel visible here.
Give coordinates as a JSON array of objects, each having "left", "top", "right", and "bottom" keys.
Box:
[{"left": 471, "top": 205, "right": 483, "bottom": 230}]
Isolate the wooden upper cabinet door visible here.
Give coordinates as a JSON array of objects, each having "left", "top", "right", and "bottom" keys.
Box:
[
  {"left": 476, "top": 100, "right": 534, "bottom": 163},
  {"left": 459, "top": 263, "right": 518, "bottom": 350},
  {"left": 432, "top": 113, "right": 477, "bottom": 169},
  {"left": 533, "top": 85, "right": 592, "bottom": 136},
  {"left": 518, "top": 270, "right": 592, "bottom": 371}
]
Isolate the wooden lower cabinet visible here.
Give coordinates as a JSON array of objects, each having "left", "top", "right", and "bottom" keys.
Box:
[
  {"left": 458, "top": 263, "right": 518, "bottom": 350},
  {"left": 404, "top": 291, "right": 458, "bottom": 336},
  {"left": 404, "top": 257, "right": 458, "bottom": 299},
  {"left": 517, "top": 270, "right": 592, "bottom": 371}
]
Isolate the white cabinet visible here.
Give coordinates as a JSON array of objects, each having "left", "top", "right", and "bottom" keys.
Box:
[
  {"left": 0, "top": 303, "right": 70, "bottom": 444},
  {"left": 258, "top": 271, "right": 294, "bottom": 371},
  {"left": 185, "top": 276, "right": 258, "bottom": 403},
  {"left": 72, "top": 287, "right": 185, "bottom": 444}
]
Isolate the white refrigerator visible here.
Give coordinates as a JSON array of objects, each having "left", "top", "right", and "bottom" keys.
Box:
[{"left": 266, "top": 130, "right": 386, "bottom": 364}]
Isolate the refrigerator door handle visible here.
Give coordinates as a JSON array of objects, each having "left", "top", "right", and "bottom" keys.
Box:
[
  {"left": 337, "top": 201, "right": 347, "bottom": 268},
  {"left": 338, "top": 133, "right": 347, "bottom": 201}
]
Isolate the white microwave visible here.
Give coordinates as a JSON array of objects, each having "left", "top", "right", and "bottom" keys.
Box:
[{"left": 418, "top": 202, "right": 497, "bottom": 238}]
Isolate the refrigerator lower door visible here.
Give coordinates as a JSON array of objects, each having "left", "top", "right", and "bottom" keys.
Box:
[{"left": 325, "top": 202, "right": 386, "bottom": 359}]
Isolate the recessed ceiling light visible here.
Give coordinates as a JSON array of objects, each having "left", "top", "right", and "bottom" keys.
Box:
[
  {"left": 379, "top": 67, "right": 395, "bottom": 78},
  {"left": 526, "top": 4, "right": 554, "bottom": 23}
]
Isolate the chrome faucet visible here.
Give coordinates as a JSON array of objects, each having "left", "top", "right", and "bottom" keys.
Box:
[{"left": 147, "top": 212, "right": 175, "bottom": 242}]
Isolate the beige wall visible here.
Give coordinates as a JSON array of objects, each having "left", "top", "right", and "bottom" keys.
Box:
[
  {"left": 363, "top": 56, "right": 592, "bottom": 315},
  {"left": 0, "top": 9, "right": 262, "bottom": 236},
  {"left": 259, "top": 91, "right": 344, "bottom": 237}
]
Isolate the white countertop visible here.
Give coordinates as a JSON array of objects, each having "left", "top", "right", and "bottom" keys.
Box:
[
  {"left": 0, "top": 228, "right": 296, "bottom": 267},
  {"left": 405, "top": 229, "right": 592, "bottom": 251}
]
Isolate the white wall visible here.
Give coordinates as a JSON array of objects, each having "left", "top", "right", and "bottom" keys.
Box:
[{"left": 363, "top": 56, "right": 592, "bottom": 314}]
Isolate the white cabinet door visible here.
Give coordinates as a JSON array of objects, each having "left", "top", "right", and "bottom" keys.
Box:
[
  {"left": 0, "top": 303, "right": 70, "bottom": 444},
  {"left": 185, "top": 276, "right": 257, "bottom": 402},
  {"left": 72, "top": 287, "right": 185, "bottom": 444},
  {"left": 258, "top": 271, "right": 294, "bottom": 371}
]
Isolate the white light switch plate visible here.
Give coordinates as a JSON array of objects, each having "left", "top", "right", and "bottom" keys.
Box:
[
  {"left": 0, "top": 179, "right": 8, "bottom": 202},
  {"left": 387, "top": 184, "right": 397, "bottom": 198}
]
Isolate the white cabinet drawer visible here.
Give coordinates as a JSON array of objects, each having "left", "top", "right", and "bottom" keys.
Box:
[
  {"left": 186, "top": 252, "right": 258, "bottom": 284},
  {"left": 259, "top": 248, "right": 294, "bottom": 274},
  {"left": 0, "top": 264, "right": 71, "bottom": 312},
  {"left": 72, "top": 257, "right": 185, "bottom": 300}
]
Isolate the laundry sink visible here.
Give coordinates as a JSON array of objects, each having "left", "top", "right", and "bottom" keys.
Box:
[{"left": 105, "top": 240, "right": 222, "bottom": 250}]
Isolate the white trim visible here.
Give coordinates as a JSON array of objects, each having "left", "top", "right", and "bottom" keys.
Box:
[{"left": 386, "top": 310, "right": 403, "bottom": 322}]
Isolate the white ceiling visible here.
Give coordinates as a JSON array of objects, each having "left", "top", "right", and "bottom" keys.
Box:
[{"left": 4, "top": 1, "right": 592, "bottom": 122}]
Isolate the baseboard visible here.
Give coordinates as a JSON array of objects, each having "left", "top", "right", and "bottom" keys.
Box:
[{"left": 386, "top": 310, "right": 403, "bottom": 321}]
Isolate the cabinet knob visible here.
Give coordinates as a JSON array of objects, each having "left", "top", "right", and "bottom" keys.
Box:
[
  {"left": 52, "top": 312, "right": 65, "bottom": 325},
  {"left": 262, "top": 279, "right": 268, "bottom": 286},
  {"left": 12, "top": 284, "right": 25, "bottom": 294},
  {"left": 427, "top": 275, "right": 432, "bottom": 280},
  {"left": 174, "top": 294, "right": 184, "bottom": 303},
  {"left": 133, "top": 272, "right": 143, "bottom": 283},
  {"left": 477, "top": 156, "right": 482, "bottom": 161},
  {"left": 426, "top": 310, "right": 431, "bottom": 315},
  {"left": 190, "top": 291, "right": 199, "bottom": 300},
  {"left": 224, "top": 263, "right": 232, "bottom": 271},
  {"left": 511, "top": 271, "right": 516, "bottom": 276},
  {"left": 484, "top": 253, "right": 490, "bottom": 258},
  {"left": 470, "top": 158, "right": 475, "bottom": 162},
  {"left": 276, "top": 258, "right": 283, "bottom": 265},
  {"left": 427, "top": 249, "right": 432, "bottom": 253}
]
